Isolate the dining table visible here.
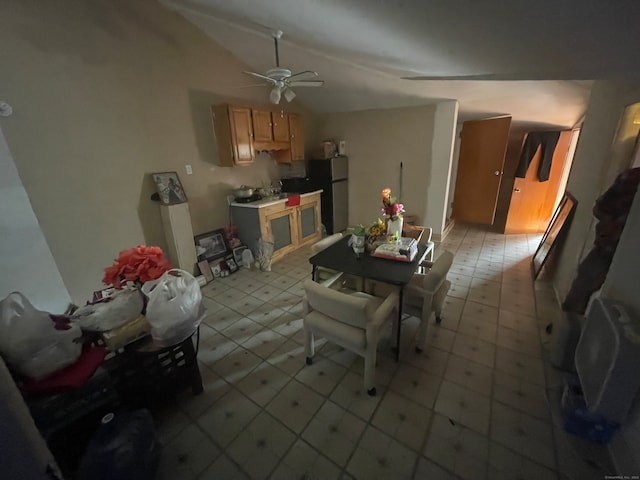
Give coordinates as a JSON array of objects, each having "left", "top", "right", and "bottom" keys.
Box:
[{"left": 308, "top": 236, "right": 429, "bottom": 361}]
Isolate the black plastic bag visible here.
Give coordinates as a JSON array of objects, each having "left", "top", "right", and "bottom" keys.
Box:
[{"left": 77, "top": 409, "right": 161, "bottom": 480}]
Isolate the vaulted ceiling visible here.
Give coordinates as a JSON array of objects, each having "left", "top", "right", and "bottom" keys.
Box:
[{"left": 162, "top": 0, "right": 640, "bottom": 127}]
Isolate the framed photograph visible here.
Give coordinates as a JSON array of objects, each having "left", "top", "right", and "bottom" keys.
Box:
[
  {"left": 198, "top": 260, "right": 214, "bottom": 283},
  {"left": 531, "top": 191, "right": 578, "bottom": 279},
  {"left": 211, "top": 263, "right": 222, "bottom": 278},
  {"left": 226, "top": 258, "right": 238, "bottom": 272},
  {"left": 233, "top": 246, "right": 248, "bottom": 267},
  {"left": 152, "top": 171, "right": 187, "bottom": 205},
  {"left": 194, "top": 229, "right": 229, "bottom": 262}
]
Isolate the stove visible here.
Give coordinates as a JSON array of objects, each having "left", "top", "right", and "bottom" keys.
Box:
[{"left": 234, "top": 194, "right": 262, "bottom": 203}]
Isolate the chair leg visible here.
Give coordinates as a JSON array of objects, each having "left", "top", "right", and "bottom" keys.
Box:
[
  {"left": 304, "top": 328, "right": 315, "bottom": 364},
  {"left": 363, "top": 349, "right": 377, "bottom": 396},
  {"left": 415, "top": 314, "right": 429, "bottom": 353}
]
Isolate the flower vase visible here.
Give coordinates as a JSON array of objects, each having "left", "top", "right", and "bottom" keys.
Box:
[{"left": 387, "top": 216, "right": 404, "bottom": 241}]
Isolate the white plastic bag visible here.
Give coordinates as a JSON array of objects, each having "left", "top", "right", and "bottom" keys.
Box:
[
  {"left": 141, "top": 269, "right": 204, "bottom": 347},
  {"left": 72, "top": 289, "right": 143, "bottom": 332},
  {"left": 0, "top": 292, "right": 82, "bottom": 379}
]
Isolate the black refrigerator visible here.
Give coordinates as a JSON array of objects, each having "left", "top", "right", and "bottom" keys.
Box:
[{"left": 308, "top": 155, "right": 348, "bottom": 234}]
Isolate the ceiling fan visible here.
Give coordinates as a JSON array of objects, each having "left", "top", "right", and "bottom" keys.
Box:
[{"left": 243, "top": 30, "right": 324, "bottom": 104}]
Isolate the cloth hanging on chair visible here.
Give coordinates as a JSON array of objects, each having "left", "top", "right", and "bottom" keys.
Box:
[{"left": 515, "top": 131, "right": 561, "bottom": 182}]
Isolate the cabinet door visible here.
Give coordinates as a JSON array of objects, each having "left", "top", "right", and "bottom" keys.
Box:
[
  {"left": 272, "top": 111, "right": 290, "bottom": 142},
  {"left": 297, "top": 195, "right": 322, "bottom": 245},
  {"left": 265, "top": 208, "right": 298, "bottom": 257},
  {"left": 229, "top": 106, "right": 255, "bottom": 165},
  {"left": 251, "top": 109, "right": 273, "bottom": 142},
  {"left": 289, "top": 113, "right": 305, "bottom": 161}
]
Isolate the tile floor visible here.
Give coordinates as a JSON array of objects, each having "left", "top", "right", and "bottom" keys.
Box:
[{"left": 156, "top": 224, "right": 616, "bottom": 480}]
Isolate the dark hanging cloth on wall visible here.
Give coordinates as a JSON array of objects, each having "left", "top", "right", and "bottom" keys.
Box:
[
  {"left": 562, "top": 167, "right": 640, "bottom": 314},
  {"left": 515, "top": 131, "right": 561, "bottom": 182}
]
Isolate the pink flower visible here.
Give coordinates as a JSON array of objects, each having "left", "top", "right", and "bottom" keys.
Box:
[{"left": 380, "top": 188, "right": 404, "bottom": 218}]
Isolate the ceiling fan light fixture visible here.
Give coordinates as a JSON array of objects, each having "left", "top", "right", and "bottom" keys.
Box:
[
  {"left": 284, "top": 88, "right": 296, "bottom": 103},
  {"left": 269, "top": 87, "right": 281, "bottom": 104}
]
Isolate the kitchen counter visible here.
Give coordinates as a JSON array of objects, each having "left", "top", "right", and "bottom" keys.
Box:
[{"left": 231, "top": 189, "right": 323, "bottom": 208}]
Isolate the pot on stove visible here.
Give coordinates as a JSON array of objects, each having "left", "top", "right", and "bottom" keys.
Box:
[{"left": 232, "top": 185, "right": 255, "bottom": 199}]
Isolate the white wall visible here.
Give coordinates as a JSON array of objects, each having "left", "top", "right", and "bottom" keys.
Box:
[
  {"left": 317, "top": 104, "right": 461, "bottom": 235},
  {"left": 0, "top": 128, "right": 70, "bottom": 312},
  {"left": 427, "top": 101, "right": 459, "bottom": 237},
  {"left": 447, "top": 123, "right": 463, "bottom": 222},
  {"left": 0, "top": 0, "right": 313, "bottom": 303}
]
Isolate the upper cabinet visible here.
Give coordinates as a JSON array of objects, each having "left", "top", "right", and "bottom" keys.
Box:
[
  {"left": 289, "top": 113, "right": 304, "bottom": 162},
  {"left": 211, "top": 105, "right": 255, "bottom": 166},
  {"left": 252, "top": 109, "right": 291, "bottom": 151},
  {"left": 212, "top": 103, "right": 304, "bottom": 166},
  {"left": 272, "top": 112, "right": 305, "bottom": 164}
]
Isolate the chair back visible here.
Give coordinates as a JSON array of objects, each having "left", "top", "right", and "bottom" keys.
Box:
[
  {"left": 422, "top": 250, "right": 453, "bottom": 293},
  {"left": 303, "top": 279, "right": 373, "bottom": 329},
  {"left": 402, "top": 224, "right": 433, "bottom": 245},
  {"left": 311, "top": 233, "right": 343, "bottom": 255}
]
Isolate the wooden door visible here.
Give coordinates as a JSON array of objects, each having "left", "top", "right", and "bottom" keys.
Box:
[
  {"left": 251, "top": 109, "right": 273, "bottom": 142},
  {"left": 289, "top": 113, "right": 305, "bottom": 161},
  {"left": 505, "top": 130, "right": 573, "bottom": 234},
  {"left": 228, "top": 106, "right": 255, "bottom": 165},
  {"left": 452, "top": 116, "right": 511, "bottom": 225},
  {"left": 272, "top": 111, "right": 290, "bottom": 142}
]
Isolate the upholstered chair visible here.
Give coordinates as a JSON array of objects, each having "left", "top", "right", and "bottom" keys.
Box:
[
  {"left": 402, "top": 224, "right": 435, "bottom": 262},
  {"left": 302, "top": 279, "right": 398, "bottom": 395},
  {"left": 310, "top": 233, "right": 344, "bottom": 286},
  {"left": 310, "top": 233, "right": 363, "bottom": 291},
  {"left": 396, "top": 250, "right": 454, "bottom": 353}
]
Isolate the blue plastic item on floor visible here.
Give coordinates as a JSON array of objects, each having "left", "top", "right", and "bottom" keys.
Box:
[{"left": 561, "top": 375, "right": 619, "bottom": 444}]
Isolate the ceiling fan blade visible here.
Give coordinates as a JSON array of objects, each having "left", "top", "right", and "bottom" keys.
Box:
[
  {"left": 287, "top": 70, "right": 319, "bottom": 81},
  {"left": 283, "top": 88, "right": 296, "bottom": 102},
  {"left": 288, "top": 80, "right": 324, "bottom": 87},
  {"left": 402, "top": 72, "right": 575, "bottom": 81},
  {"left": 244, "top": 71, "right": 276, "bottom": 83},
  {"left": 237, "top": 83, "right": 271, "bottom": 88}
]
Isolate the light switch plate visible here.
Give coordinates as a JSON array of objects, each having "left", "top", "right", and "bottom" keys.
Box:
[{"left": 185, "top": 164, "right": 193, "bottom": 175}]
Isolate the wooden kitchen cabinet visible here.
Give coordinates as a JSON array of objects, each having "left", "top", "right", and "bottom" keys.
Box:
[
  {"left": 272, "top": 112, "right": 305, "bottom": 164},
  {"left": 231, "top": 192, "right": 322, "bottom": 264},
  {"left": 263, "top": 207, "right": 298, "bottom": 259},
  {"left": 211, "top": 104, "right": 255, "bottom": 166},
  {"left": 251, "top": 109, "right": 274, "bottom": 143},
  {"left": 289, "top": 113, "right": 305, "bottom": 161},
  {"left": 252, "top": 109, "right": 290, "bottom": 152}
]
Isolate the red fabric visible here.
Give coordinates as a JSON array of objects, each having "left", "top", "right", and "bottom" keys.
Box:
[
  {"left": 286, "top": 194, "right": 301, "bottom": 206},
  {"left": 21, "top": 346, "right": 107, "bottom": 395}
]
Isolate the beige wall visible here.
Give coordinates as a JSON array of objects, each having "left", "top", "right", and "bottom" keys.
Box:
[
  {"left": 316, "top": 105, "right": 437, "bottom": 229},
  {"left": 0, "top": 0, "right": 314, "bottom": 303}
]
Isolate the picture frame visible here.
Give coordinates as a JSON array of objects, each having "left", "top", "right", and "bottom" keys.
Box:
[
  {"left": 151, "top": 171, "right": 187, "bottom": 205},
  {"left": 194, "top": 229, "right": 229, "bottom": 262},
  {"left": 531, "top": 192, "right": 578, "bottom": 279},
  {"left": 226, "top": 258, "right": 238, "bottom": 273},
  {"left": 211, "top": 263, "right": 222, "bottom": 278},
  {"left": 198, "top": 260, "right": 214, "bottom": 283},
  {"left": 233, "top": 246, "right": 248, "bottom": 267}
]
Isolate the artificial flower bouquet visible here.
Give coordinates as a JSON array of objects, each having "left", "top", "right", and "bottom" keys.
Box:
[
  {"left": 381, "top": 188, "right": 405, "bottom": 220},
  {"left": 102, "top": 245, "right": 172, "bottom": 289}
]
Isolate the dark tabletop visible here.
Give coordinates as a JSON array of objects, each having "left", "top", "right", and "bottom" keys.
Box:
[{"left": 309, "top": 236, "right": 428, "bottom": 286}]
